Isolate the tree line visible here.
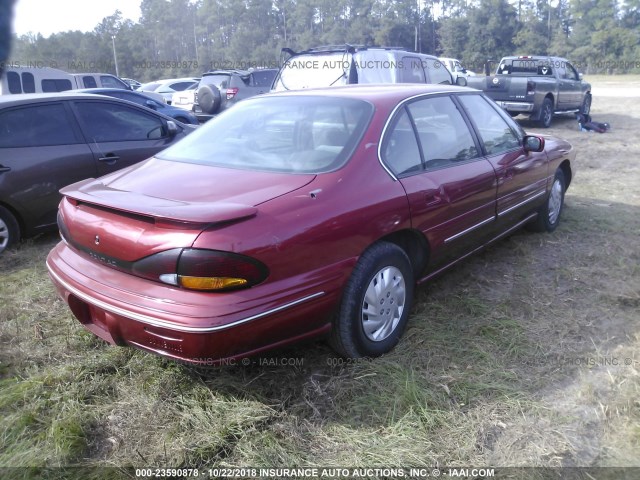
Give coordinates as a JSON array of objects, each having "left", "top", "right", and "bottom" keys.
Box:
[{"left": 8, "top": 0, "right": 640, "bottom": 82}]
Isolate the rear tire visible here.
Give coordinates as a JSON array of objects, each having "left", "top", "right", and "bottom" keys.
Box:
[
  {"left": 0, "top": 206, "right": 20, "bottom": 254},
  {"left": 536, "top": 98, "right": 553, "bottom": 128},
  {"left": 528, "top": 169, "right": 566, "bottom": 233},
  {"left": 330, "top": 242, "right": 415, "bottom": 358}
]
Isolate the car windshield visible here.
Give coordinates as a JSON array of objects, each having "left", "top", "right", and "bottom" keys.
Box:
[{"left": 157, "top": 95, "right": 373, "bottom": 174}]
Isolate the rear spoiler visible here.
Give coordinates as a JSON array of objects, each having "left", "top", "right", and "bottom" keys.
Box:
[{"left": 61, "top": 179, "right": 257, "bottom": 225}]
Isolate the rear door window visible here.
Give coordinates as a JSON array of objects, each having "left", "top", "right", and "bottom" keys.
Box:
[
  {"left": 399, "top": 56, "right": 426, "bottom": 83},
  {"left": 41, "top": 79, "right": 73, "bottom": 92},
  {"left": 381, "top": 108, "right": 422, "bottom": 177},
  {"left": 83, "top": 76, "right": 98, "bottom": 88},
  {"left": 407, "top": 96, "right": 479, "bottom": 168},
  {"left": 0, "top": 103, "right": 79, "bottom": 147},
  {"left": 74, "top": 101, "right": 167, "bottom": 142}
]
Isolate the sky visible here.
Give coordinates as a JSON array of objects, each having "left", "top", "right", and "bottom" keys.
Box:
[{"left": 12, "top": 0, "right": 142, "bottom": 37}]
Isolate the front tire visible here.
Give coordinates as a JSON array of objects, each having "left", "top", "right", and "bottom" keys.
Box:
[
  {"left": 528, "top": 169, "right": 566, "bottom": 233},
  {"left": 330, "top": 242, "right": 415, "bottom": 358},
  {"left": 0, "top": 206, "right": 20, "bottom": 254}
]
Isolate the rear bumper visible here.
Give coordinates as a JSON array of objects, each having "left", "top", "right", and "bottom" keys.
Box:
[
  {"left": 47, "top": 242, "right": 342, "bottom": 364},
  {"left": 495, "top": 101, "right": 534, "bottom": 113}
]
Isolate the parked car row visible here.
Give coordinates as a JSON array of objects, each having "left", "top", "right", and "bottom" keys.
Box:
[
  {"left": 167, "top": 46, "right": 470, "bottom": 123},
  {"left": 136, "top": 77, "right": 200, "bottom": 104}
]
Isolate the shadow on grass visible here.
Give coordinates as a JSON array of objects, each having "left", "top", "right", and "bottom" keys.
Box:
[
  {"left": 0, "top": 231, "right": 60, "bottom": 275},
  {"left": 176, "top": 195, "right": 639, "bottom": 430},
  {"left": 2, "top": 196, "right": 638, "bottom": 468}
]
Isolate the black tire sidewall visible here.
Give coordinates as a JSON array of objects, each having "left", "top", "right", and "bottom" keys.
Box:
[
  {"left": 335, "top": 242, "right": 415, "bottom": 357},
  {"left": 539, "top": 99, "right": 553, "bottom": 128},
  {"left": 0, "top": 206, "right": 19, "bottom": 253}
]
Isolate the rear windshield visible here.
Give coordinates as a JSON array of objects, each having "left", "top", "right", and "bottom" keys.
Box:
[
  {"left": 201, "top": 74, "right": 233, "bottom": 88},
  {"left": 497, "top": 59, "right": 554, "bottom": 76},
  {"left": 157, "top": 96, "right": 373, "bottom": 174},
  {"left": 251, "top": 69, "right": 277, "bottom": 87},
  {"left": 274, "top": 53, "right": 352, "bottom": 91},
  {"left": 139, "top": 82, "right": 161, "bottom": 91}
]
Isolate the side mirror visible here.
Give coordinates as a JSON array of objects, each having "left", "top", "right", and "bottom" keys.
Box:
[
  {"left": 578, "top": 73, "right": 584, "bottom": 81},
  {"left": 166, "top": 120, "right": 178, "bottom": 137},
  {"left": 456, "top": 76, "right": 467, "bottom": 87},
  {"left": 145, "top": 100, "right": 158, "bottom": 110},
  {"left": 523, "top": 135, "right": 545, "bottom": 153}
]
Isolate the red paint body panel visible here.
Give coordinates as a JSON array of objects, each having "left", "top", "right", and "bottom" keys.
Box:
[{"left": 47, "top": 85, "right": 576, "bottom": 363}]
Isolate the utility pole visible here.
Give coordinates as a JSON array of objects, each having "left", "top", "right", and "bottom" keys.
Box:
[{"left": 111, "top": 35, "right": 119, "bottom": 77}]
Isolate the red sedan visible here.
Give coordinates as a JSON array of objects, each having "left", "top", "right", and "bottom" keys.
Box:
[{"left": 47, "top": 84, "right": 575, "bottom": 364}]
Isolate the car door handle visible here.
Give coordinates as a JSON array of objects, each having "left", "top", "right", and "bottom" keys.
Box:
[
  {"left": 425, "top": 194, "right": 443, "bottom": 207},
  {"left": 0, "top": 165, "right": 10, "bottom": 173},
  {"left": 98, "top": 154, "right": 120, "bottom": 164}
]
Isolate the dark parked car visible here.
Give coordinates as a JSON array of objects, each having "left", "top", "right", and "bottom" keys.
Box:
[
  {"left": 47, "top": 85, "right": 575, "bottom": 364},
  {"left": 0, "top": 93, "right": 194, "bottom": 253},
  {"left": 194, "top": 69, "right": 278, "bottom": 121},
  {"left": 77, "top": 88, "right": 199, "bottom": 125}
]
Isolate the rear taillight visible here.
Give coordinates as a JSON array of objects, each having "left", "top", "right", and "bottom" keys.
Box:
[
  {"left": 131, "top": 248, "right": 268, "bottom": 291},
  {"left": 527, "top": 80, "right": 536, "bottom": 96},
  {"left": 226, "top": 87, "right": 239, "bottom": 100}
]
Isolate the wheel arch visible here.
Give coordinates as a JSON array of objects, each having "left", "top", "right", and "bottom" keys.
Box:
[
  {"left": 0, "top": 200, "right": 24, "bottom": 239},
  {"left": 545, "top": 92, "right": 555, "bottom": 107},
  {"left": 376, "top": 229, "right": 430, "bottom": 278},
  {"left": 559, "top": 159, "right": 572, "bottom": 190}
]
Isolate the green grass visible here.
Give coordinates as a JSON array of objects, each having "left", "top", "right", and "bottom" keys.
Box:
[{"left": 1, "top": 79, "right": 639, "bottom": 473}]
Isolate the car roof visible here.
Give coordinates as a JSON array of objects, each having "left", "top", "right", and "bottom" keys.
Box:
[
  {"left": 76, "top": 88, "right": 146, "bottom": 94},
  {"left": 287, "top": 45, "right": 438, "bottom": 57},
  {"left": 0, "top": 92, "right": 170, "bottom": 114},
  {"left": 154, "top": 77, "right": 200, "bottom": 84},
  {"left": 266, "top": 84, "right": 474, "bottom": 101},
  {"left": 0, "top": 92, "right": 122, "bottom": 106}
]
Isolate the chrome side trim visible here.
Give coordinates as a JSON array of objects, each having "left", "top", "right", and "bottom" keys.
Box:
[
  {"left": 497, "top": 190, "right": 545, "bottom": 217},
  {"left": 444, "top": 216, "right": 495, "bottom": 244},
  {"left": 418, "top": 212, "right": 538, "bottom": 285},
  {"left": 47, "top": 262, "right": 325, "bottom": 333}
]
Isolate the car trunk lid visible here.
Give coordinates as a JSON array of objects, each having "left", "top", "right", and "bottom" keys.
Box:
[{"left": 59, "top": 158, "right": 316, "bottom": 262}]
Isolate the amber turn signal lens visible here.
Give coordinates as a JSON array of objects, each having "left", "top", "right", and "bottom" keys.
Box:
[{"left": 178, "top": 276, "right": 248, "bottom": 291}]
